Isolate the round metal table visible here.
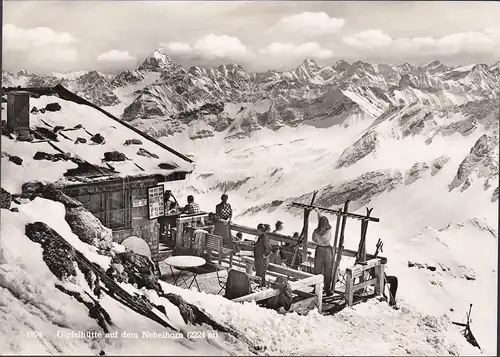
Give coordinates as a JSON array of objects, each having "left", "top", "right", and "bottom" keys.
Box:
[{"left": 164, "top": 255, "right": 206, "bottom": 291}]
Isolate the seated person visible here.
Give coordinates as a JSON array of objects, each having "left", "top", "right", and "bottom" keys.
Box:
[{"left": 181, "top": 195, "right": 201, "bottom": 215}]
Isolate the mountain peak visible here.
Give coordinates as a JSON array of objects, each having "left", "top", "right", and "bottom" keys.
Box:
[
  {"left": 138, "top": 48, "right": 173, "bottom": 72},
  {"left": 296, "top": 58, "right": 320, "bottom": 74},
  {"left": 332, "top": 60, "right": 350, "bottom": 72}
]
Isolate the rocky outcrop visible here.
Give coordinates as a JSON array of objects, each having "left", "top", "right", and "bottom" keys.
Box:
[
  {"left": 449, "top": 134, "right": 499, "bottom": 191},
  {"left": 431, "top": 156, "right": 450, "bottom": 176},
  {"left": 112, "top": 251, "right": 159, "bottom": 290},
  {"left": 297, "top": 170, "right": 403, "bottom": 211},
  {"left": 21, "top": 184, "right": 113, "bottom": 250},
  {"left": 25, "top": 222, "right": 78, "bottom": 279},
  {"left": 405, "top": 162, "right": 431, "bottom": 185},
  {"left": 335, "top": 131, "right": 378, "bottom": 168},
  {"left": 492, "top": 187, "right": 499, "bottom": 202},
  {"left": 65, "top": 208, "right": 113, "bottom": 250},
  {"left": 0, "top": 187, "right": 12, "bottom": 209}
]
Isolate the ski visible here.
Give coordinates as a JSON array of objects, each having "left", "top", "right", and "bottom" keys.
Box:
[
  {"left": 355, "top": 207, "right": 373, "bottom": 265},
  {"left": 331, "top": 200, "right": 350, "bottom": 295}
]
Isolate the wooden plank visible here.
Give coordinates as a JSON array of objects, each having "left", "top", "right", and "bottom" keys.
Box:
[
  {"left": 233, "top": 275, "right": 323, "bottom": 303},
  {"left": 315, "top": 281, "right": 323, "bottom": 313},
  {"left": 290, "top": 296, "right": 316, "bottom": 314},
  {"left": 241, "top": 256, "right": 313, "bottom": 280},
  {"left": 230, "top": 224, "right": 299, "bottom": 245},
  {"left": 347, "top": 259, "right": 381, "bottom": 279},
  {"left": 331, "top": 208, "right": 342, "bottom": 287},
  {"left": 345, "top": 270, "right": 354, "bottom": 306},
  {"left": 290, "top": 202, "right": 380, "bottom": 222},
  {"left": 374, "top": 264, "right": 385, "bottom": 296},
  {"left": 352, "top": 277, "right": 378, "bottom": 293},
  {"left": 292, "top": 290, "right": 315, "bottom": 299}
]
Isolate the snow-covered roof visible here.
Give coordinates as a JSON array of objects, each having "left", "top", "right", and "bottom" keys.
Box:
[{"left": 1, "top": 86, "right": 193, "bottom": 193}]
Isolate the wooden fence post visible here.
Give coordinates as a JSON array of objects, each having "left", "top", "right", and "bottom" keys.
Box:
[
  {"left": 315, "top": 280, "right": 323, "bottom": 313},
  {"left": 176, "top": 219, "right": 183, "bottom": 249},
  {"left": 302, "top": 208, "right": 310, "bottom": 263},
  {"left": 245, "top": 261, "right": 253, "bottom": 275},
  {"left": 374, "top": 263, "right": 385, "bottom": 296},
  {"left": 345, "top": 269, "right": 354, "bottom": 306}
]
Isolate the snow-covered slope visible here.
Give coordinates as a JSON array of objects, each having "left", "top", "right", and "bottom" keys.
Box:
[
  {"left": 0, "top": 198, "right": 480, "bottom": 356},
  {"left": 159, "top": 91, "right": 498, "bottom": 354}
]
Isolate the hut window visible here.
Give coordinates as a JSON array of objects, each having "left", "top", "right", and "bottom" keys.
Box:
[{"left": 108, "top": 191, "right": 127, "bottom": 230}]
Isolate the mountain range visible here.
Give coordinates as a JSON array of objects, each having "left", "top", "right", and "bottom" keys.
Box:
[{"left": 3, "top": 48, "right": 499, "bottom": 139}]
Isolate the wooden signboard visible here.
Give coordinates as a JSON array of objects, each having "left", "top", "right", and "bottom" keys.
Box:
[
  {"left": 147, "top": 185, "right": 165, "bottom": 220},
  {"left": 132, "top": 198, "right": 148, "bottom": 208}
]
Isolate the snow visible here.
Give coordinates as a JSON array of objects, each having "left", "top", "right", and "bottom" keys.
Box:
[
  {"left": 0, "top": 200, "right": 247, "bottom": 355},
  {"left": 160, "top": 106, "right": 497, "bottom": 354},
  {"left": 164, "top": 256, "right": 206, "bottom": 268},
  {"left": 1, "top": 95, "right": 192, "bottom": 193},
  {"left": 121, "top": 236, "right": 152, "bottom": 258}
]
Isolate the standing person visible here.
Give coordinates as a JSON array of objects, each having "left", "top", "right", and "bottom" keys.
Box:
[
  {"left": 181, "top": 195, "right": 201, "bottom": 215},
  {"left": 312, "top": 210, "right": 334, "bottom": 296},
  {"left": 269, "top": 221, "right": 284, "bottom": 265},
  {"left": 164, "top": 190, "right": 178, "bottom": 215},
  {"left": 254, "top": 223, "right": 271, "bottom": 288},
  {"left": 214, "top": 194, "right": 233, "bottom": 247}
]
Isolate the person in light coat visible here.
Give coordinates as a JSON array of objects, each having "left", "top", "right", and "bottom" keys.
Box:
[{"left": 312, "top": 210, "right": 334, "bottom": 296}]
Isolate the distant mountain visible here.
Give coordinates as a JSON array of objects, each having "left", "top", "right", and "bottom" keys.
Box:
[{"left": 2, "top": 49, "right": 499, "bottom": 139}]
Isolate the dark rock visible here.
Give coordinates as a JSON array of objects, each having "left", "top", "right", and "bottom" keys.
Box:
[
  {"left": 90, "top": 133, "right": 105, "bottom": 144},
  {"left": 55, "top": 283, "right": 112, "bottom": 333},
  {"left": 75, "top": 137, "right": 87, "bottom": 144},
  {"left": 113, "top": 251, "right": 158, "bottom": 290},
  {"left": 492, "top": 187, "right": 498, "bottom": 203},
  {"left": 33, "top": 151, "right": 71, "bottom": 162},
  {"left": 124, "top": 139, "right": 143, "bottom": 146},
  {"left": 10, "top": 207, "right": 19, "bottom": 212},
  {"left": 53, "top": 125, "right": 65, "bottom": 133},
  {"left": 158, "top": 163, "right": 178, "bottom": 170},
  {"left": 0, "top": 187, "right": 12, "bottom": 209},
  {"left": 163, "top": 293, "right": 196, "bottom": 324},
  {"left": 21, "top": 181, "right": 46, "bottom": 198},
  {"left": 9, "top": 155, "right": 23, "bottom": 165},
  {"left": 30, "top": 106, "right": 39, "bottom": 114},
  {"left": 426, "top": 265, "right": 437, "bottom": 272},
  {"left": 45, "top": 102, "right": 62, "bottom": 112},
  {"left": 17, "top": 135, "right": 33, "bottom": 142},
  {"left": 34, "top": 127, "right": 59, "bottom": 141},
  {"left": 137, "top": 148, "right": 159, "bottom": 159},
  {"left": 103, "top": 151, "right": 127, "bottom": 162},
  {"left": 25, "top": 222, "right": 77, "bottom": 279},
  {"left": 271, "top": 200, "right": 283, "bottom": 207}
]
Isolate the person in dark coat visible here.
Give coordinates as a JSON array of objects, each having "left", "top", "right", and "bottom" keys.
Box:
[
  {"left": 214, "top": 194, "right": 233, "bottom": 247},
  {"left": 312, "top": 211, "right": 334, "bottom": 295},
  {"left": 254, "top": 223, "right": 271, "bottom": 288}
]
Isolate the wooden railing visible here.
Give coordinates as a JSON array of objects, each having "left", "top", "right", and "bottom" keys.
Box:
[
  {"left": 229, "top": 223, "right": 388, "bottom": 264},
  {"left": 343, "top": 258, "right": 384, "bottom": 306},
  {"left": 235, "top": 256, "right": 325, "bottom": 313}
]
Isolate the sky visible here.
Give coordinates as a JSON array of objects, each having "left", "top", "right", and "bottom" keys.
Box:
[{"left": 2, "top": 1, "right": 500, "bottom": 75}]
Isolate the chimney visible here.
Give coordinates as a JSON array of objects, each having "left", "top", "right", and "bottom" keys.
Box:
[{"left": 7, "top": 91, "right": 32, "bottom": 140}]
